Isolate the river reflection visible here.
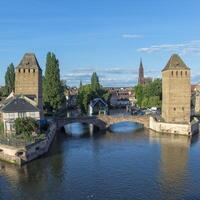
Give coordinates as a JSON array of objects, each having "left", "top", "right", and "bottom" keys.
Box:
[{"left": 1, "top": 123, "right": 200, "bottom": 200}]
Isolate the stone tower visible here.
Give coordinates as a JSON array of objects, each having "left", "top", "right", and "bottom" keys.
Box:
[
  {"left": 15, "top": 53, "right": 43, "bottom": 115},
  {"left": 138, "top": 58, "right": 145, "bottom": 85},
  {"left": 162, "top": 54, "right": 191, "bottom": 124}
]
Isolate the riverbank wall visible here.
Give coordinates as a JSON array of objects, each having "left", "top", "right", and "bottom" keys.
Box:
[
  {"left": 149, "top": 116, "right": 199, "bottom": 136},
  {"left": 0, "top": 122, "right": 57, "bottom": 165}
]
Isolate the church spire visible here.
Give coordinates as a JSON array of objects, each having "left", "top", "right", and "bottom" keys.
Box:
[{"left": 138, "top": 58, "right": 144, "bottom": 85}]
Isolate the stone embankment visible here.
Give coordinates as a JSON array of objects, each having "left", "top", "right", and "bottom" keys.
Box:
[{"left": 0, "top": 122, "right": 57, "bottom": 165}]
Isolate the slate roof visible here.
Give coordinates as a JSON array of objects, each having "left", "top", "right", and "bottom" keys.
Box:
[
  {"left": 1, "top": 97, "right": 39, "bottom": 113},
  {"left": 89, "top": 98, "right": 108, "bottom": 108},
  {"left": 16, "top": 53, "right": 41, "bottom": 70},
  {"left": 162, "top": 54, "right": 190, "bottom": 72}
]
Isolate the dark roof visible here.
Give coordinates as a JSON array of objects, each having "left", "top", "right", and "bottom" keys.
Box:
[
  {"left": 1, "top": 97, "right": 39, "bottom": 113},
  {"left": 139, "top": 58, "right": 143, "bottom": 69},
  {"left": 89, "top": 98, "right": 108, "bottom": 107},
  {"left": 162, "top": 54, "right": 190, "bottom": 72},
  {"left": 16, "top": 53, "right": 41, "bottom": 70}
]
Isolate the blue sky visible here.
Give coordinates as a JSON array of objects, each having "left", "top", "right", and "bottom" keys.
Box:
[{"left": 1, "top": 0, "right": 200, "bottom": 86}]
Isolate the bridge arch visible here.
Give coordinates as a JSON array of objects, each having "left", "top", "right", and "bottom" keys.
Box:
[{"left": 57, "top": 115, "right": 149, "bottom": 131}]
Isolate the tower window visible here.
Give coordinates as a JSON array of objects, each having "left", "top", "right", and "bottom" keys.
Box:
[
  {"left": 171, "top": 71, "right": 173, "bottom": 76},
  {"left": 182, "top": 107, "right": 184, "bottom": 111},
  {"left": 176, "top": 71, "right": 178, "bottom": 76},
  {"left": 33, "top": 69, "right": 35, "bottom": 73},
  {"left": 18, "top": 69, "right": 20, "bottom": 73},
  {"left": 23, "top": 69, "right": 25, "bottom": 73},
  {"left": 185, "top": 71, "right": 187, "bottom": 76},
  {"left": 28, "top": 69, "right": 30, "bottom": 73},
  {"left": 174, "top": 107, "right": 176, "bottom": 111},
  {"left": 181, "top": 71, "right": 183, "bottom": 76}
]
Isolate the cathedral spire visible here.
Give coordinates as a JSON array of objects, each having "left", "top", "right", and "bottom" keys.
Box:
[{"left": 138, "top": 58, "right": 144, "bottom": 85}]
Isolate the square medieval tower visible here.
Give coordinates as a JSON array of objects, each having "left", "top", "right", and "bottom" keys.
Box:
[
  {"left": 162, "top": 54, "right": 191, "bottom": 124},
  {"left": 15, "top": 53, "right": 43, "bottom": 115}
]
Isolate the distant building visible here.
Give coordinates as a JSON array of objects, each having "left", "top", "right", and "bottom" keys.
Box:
[
  {"left": 65, "top": 87, "right": 78, "bottom": 108},
  {"left": 162, "top": 54, "right": 190, "bottom": 123},
  {"left": 138, "top": 59, "right": 152, "bottom": 85},
  {"left": 195, "top": 91, "right": 200, "bottom": 114},
  {"left": 105, "top": 87, "right": 135, "bottom": 107},
  {"left": 89, "top": 98, "right": 108, "bottom": 116}
]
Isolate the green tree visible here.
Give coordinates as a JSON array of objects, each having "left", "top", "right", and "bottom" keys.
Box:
[
  {"left": 4, "top": 63, "right": 15, "bottom": 96},
  {"left": 15, "top": 117, "right": 38, "bottom": 137},
  {"left": 91, "top": 72, "right": 100, "bottom": 91},
  {"left": 79, "top": 80, "right": 83, "bottom": 88},
  {"left": 77, "top": 72, "right": 110, "bottom": 114},
  {"left": 43, "top": 52, "right": 65, "bottom": 113},
  {"left": 134, "top": 79, "right": 162, "bottom": 108}
]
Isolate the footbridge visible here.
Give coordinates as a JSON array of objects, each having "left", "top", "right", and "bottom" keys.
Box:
[{"left": 57, "top": 115, "right": 149, "bottom": 130}]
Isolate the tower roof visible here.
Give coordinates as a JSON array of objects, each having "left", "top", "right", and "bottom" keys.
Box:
[
  {"left": 139, "top": 58, "right": 143, "bottom": 69},
  {"left": 16, "top": 53, "right": 41, "bottom": 70},
  {"left": 162, "top": 54, "right": 190, "bottom": 72}
]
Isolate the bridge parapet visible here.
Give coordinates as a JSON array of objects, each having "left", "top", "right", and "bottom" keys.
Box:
[{"left": 57, "top": 115, "right": 149, "bottom": 130}]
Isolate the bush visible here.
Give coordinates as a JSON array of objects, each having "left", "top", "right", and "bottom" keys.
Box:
[{"left": 15, "top": 117, "right": 39, "bottom": 137}]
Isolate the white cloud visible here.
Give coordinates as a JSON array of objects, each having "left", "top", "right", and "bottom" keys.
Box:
[
  {"left": 122, "top": 34, "right": 143, "bottom": 39},
  {"left": 138, "top": 40, "right": 200, "bottom": 55},
  {"left": 61, "top": 66, "right": 158, "bottom": 87}
]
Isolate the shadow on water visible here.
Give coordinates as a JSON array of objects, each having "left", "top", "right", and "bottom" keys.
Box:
[
  {"left": 109, "top": 121, "right": 144, "bottom": 134},
  {"left": 64, "top": 122, "right": 103, "bottom": 138}
]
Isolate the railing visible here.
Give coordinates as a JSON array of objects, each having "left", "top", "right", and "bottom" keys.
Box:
[{"left": 0, "top": 136, "right": 31, "bottom": 147}]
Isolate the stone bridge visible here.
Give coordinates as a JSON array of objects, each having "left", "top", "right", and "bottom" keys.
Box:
[{"left": 57, "top": 115, "right": 149, "bottom": 130}]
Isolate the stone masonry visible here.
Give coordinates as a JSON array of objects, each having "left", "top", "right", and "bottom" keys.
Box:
[
  {"left": 15, "top": 53, "right": 43, "bottom": 117},
  {"left": 162, "top": 54, "right": 191, "bottom": 124}
]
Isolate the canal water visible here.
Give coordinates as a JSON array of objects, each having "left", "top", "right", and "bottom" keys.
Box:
[{"left": 1, "top": 122, "right": 200, "bottom": 200}]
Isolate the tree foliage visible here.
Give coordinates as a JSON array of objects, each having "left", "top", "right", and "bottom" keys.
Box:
[
  {"left": 4, "top": 63, "right": 15, "bottom": 96},
  {"left": 91, "top": 72, "right": 100, "bottom": 91},
  {"left": 134, "top": 79, "right": 162, "bottom": 108},
  {"left": 77, "top": 72, "right": 111, "bottom": 113},
  {"left": 15, "top": 117, "right": 38, "bottom": 137},
  {"left": 43, "top": 52, "right": 65, "bottom": 113}
]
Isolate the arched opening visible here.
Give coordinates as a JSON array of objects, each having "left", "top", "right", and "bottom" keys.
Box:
[
  {"left": 15, "top": 150, "right": 25, "bottom": 157},
  {"left": 64, "top": 122, "right": 101, "bottom": 137},
  {"left": 109, "top": 121, "right": 143, "bottom": 133}
]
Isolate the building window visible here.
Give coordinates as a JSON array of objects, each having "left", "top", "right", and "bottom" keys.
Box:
[
  {"left": 171, "top": 71, "right": 173, "bottom": 76},
  {"left": 8, "top": 113, "right": 15, "bottom": 119},
  {"left": 28, "top": 69, "right": 30, "bottom": 73},
  {"left": 30, "top": 112, "right": 35, "bottom": 118},
  {"left": 174, "top": 107, "right": 176, "bottom": 111},
  {"left": 18, "top": 112, "right": 26, "bottom": 118},
  {"left": 185, "top": 71, "right": 187, "bottom": 76},
  {"left": 176, "top": 71, "right": 178, "bottom": 76},
  {"left": 181, "top": 71, "right": 183, "bottom": 76},
  {"left": 182, "top": 107, "right": 184, "bottom": 111},
  {"left": 23, "top": 69, "right": 25, "bottom": 73},
  {"left": 18, "top": 69, "right": 21, "bottom": 73},
  {"left": 33, "top": 69, "right": 35, "bottom": 73}
]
